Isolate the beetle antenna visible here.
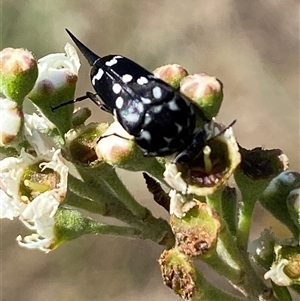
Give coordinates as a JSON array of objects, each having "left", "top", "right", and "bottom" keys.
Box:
[
  {"left": 51, "top": 92, "right": 101, "bottom": 111},
  {"left": 66, "top": 29, "right": 100, "bottom": 66}
]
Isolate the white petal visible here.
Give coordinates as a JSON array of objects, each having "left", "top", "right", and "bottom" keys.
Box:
[
  {"left": 39, "top": 149, "right": 68, "bottom": 198},
  {"left": 17, "top": 234, "right": 53, "bottom": 253},
  {"left": 0, "top": 189, "right": 26, "bottom": 219},
  {"left": 24, "top": 113, "right": 53, "bottom": 156},
  {"left": 264, "top": 259, "right": 292, "bottom": 286},
  {"left": 20, "top": 191, "right": 59, "bottom": 238}
]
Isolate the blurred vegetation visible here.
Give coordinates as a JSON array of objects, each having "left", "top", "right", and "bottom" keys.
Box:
[{"left": 2, "top": 1, "right": 299, "bottom": 300}]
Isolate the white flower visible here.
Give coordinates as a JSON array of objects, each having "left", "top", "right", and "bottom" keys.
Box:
[
  {"left": 23, "top": 112, "right": 56, "bottom": 155},
  {"left": 264, "top": 258, "right": 292, "bottom": 286},
  {"left": 1, "top": 148, "right": 68, "bottom": 251},
  {"left": 169, "top": 189, "right": 197, "bottom": 218},
  {"left": 0, "top": 150, "right": 36, "bottom": 219},
  {"left": 28, "top": 43, "right": 80, "bottom": 98},
  {"left": 17, "top": 191, "right": 60, "bottom": 252}
]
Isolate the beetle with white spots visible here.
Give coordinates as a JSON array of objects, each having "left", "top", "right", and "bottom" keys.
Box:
[{"left": 57, "top": 29, "right": 232, "bottom": 164}]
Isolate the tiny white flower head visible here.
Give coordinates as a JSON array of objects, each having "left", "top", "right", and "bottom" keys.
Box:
[
  {"left": 264, "top": 246, "right": 293, "bottom": 286},
  {"left": 30, "top": 43, "right": 80, "bottom": 95},
  {"left": 169, "top": 189, "right": 197, "bottom": 218},
  {"left": 28, "top": 44, "right": 81, "bottom": 136},
  {"left": 17, "top": 191, "right": 60, "bottom": 252},
  {"left": 0, "top": 149, "right": 68, "bottom": 220},
  {"left": 264, "top": 243, "right": 300, "bottom": 286}
]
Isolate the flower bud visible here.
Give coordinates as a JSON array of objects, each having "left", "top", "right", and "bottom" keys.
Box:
[
  {"left": 95, "top": 121, "right": 164, "bottom": 176},
  {"left": 259, "top": 171, "right": 300, "bottom": 237},
  {"left": 180, "top": 73, "right": 223, "bottom": 120},
  {"left": 153, "top": 64, "right": 188, "bottom": 90},
  {"left": 28, "top": 44, "right": 80, "bottom": 136},
  {"left": 0, "top": 47, "right": 38, "bottom": 105},
  {"left": 0, "top": 98, "right": 23, "bottom": 146},
  {"left": 95, "top": 121, "right": 137, "bottom": 167},
  {"left": 170, "top": 196, "right": 221, "bottom": 257},
  {"left": 264, "top": 244, "right": 300, "bottom": 286},
  {"left": 159, "top": 248, "right": 204, "bottom": 300}
]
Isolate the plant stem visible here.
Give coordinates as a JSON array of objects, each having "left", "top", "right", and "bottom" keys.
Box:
[
  {"left": 221, "top": 186, "right": 237, "bottom": 235},
  {"left": 206, "top": 191, "right": 245, "bottom": 280},
  {"left": 87, "top": 220, "right": 142, "bottom": 239},
  {"left": 90, "top": 162, "right": 148, "bottom": 218},
  {"left": 67, "top": 173, "right": 175, "bottom": 247},
  {"left": 236, "top": 190, "right": 258, "bottom": 250},
  {"left": 195, "top": 267, "right": 248, "bottom": 301}
]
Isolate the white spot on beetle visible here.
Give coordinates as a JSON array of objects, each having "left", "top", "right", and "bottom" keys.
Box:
[
  {"left": 152, "top": 104, "right": 163, "bottom": 114},
  {"left": 137, "top": 76, "right": 149, "bottom": 85},
  {"left": 115, "top": 96, "right": 124, "bottom": 109},
  {"left": 122, "top": 74, "right": 133, "bottom": 83},
  {"left": 126, "top": 113, "right": 140, "bottom": 123},
  {"left": 167, "top": 99, "right": 180, "bottom": 111},
  {"left": 163, "top": 136, "right": 172, "bottom": 143},
  {"left": 112, "top": 83, "right": 122, "bottom": 94},
  {"left": 175, "top": 123, "right": 183, "bottom": 133},
  {"left": 140, "top": 130, "right": 151, "bottom": 141},
  {"left": 92, "top": 69, "right": 104, "bottom": 85},
  {"left": 141, "top": 97, "right": 151, "bottom": 104},
  {"left": 137, "top": 102, "right": 144, "bottom": 113},
  {"left": 158, "top": 147, "right": 170, "bottom": 153},
  {"left": 105, "top": 57, "right": 118, "bottom": 66},
  {"left": 144, "top": 114, "right": 152, "bottom": 126},
  {"left": 152, "top": 86, "right": 162, "bottom": 99}
]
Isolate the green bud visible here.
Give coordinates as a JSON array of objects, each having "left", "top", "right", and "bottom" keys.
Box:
[
  {"left": 95, "top": 121, "right": 165, "bottom": 180},
  {"left": 287, "top": 187, "right": 300, "bottom": 231},
  {"left": 259, "top": 171, "right": 300, "bottom": 237},
  {"left": 180, "top": 73, "right": 223, "bottom": 120},
  {"left": 159, "top": 248, "right": 204, "bottom": 300},
  {"left": 0, "top": 47, "right": 38, "bottom": 105},
  {"left": 153, "top": 64, "right": 188, "bottom": 90}
]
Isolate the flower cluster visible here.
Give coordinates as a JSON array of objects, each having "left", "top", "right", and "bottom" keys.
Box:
[
  {"left": 1, "top": 40, "right": 299, "bottom": 301},
  {"left": 0, "top": 45, "right": 79, "bottom": 251}
]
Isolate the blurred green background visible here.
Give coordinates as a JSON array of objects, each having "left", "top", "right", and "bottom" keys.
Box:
[{"left": 1, "top": 1, "right": 299, "bottom": 300}]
